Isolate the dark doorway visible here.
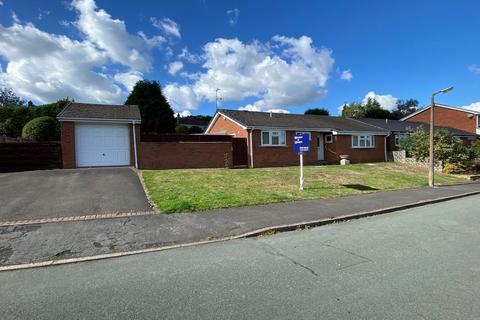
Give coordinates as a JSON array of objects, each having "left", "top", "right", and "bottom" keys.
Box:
[{"left": 232, "top": 138, "right": 248, "bottom": 167}]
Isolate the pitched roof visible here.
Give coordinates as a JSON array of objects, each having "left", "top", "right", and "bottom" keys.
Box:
[
  {"left": 57, "top": 102, "right": 141, "bottom": 122},
  {"left": 401, "top": 103, "right": 480, "bottom": 121},
  {"left": 357, "top": 118, "right": 477, "bottom": 137},
  {"left": 215, "top": 109, "right": 388, "bottom": 133}
]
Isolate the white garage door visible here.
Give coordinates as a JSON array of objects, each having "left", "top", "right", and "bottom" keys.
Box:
[{"left": 75, "top": 123, "right": 130, "bottom": 167}]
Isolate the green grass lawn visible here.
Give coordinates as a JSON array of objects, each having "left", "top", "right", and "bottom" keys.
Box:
[{"left": 142, "top": 163, "right": 467, "bottom": 213}]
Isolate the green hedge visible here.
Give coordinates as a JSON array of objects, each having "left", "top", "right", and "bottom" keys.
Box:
[
  {"left": 0, "top": 99, "right": 70, "bottom": 138},
  {"left": 21, "top": 116, "right": 60, "bottom": 141}
]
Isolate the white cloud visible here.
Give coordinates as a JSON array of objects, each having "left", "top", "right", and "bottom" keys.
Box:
[
  {"left": 178, "top": 47, "right": 202, "bottom": 64},
  {"left": 175, "top": 110, "right": 192, "bottom": 117},
  {"left": 151, "top": 17, "right": 181, "bottom": 38},
  {"left": 164, "top": 84, "right": 199, "bottom": 111},
  {"left": 0, "top": 0, "right": 162, "bottom": 104},
  {"left": 462, "top": 102, "right": 480, "bottom": 112},
  {"left": 167, "top": 61, "right": 183, "bottom": 75},
  {"left": 0, "top": 1, "right": 4, "bottom": 6},
  {"left": 340, "top": 69, "right": 352, "bottom": 81},
  {"left": 468, "top": 64, "right": 480, "bottom": 75},
  {"left": 114, "top": 71, "right": 143, "bottom": 92},
  {"left": 362, "top": 91, "right": 398, "bottom": 111},
  {"left": 165, "top": 35, "right": 334, "bottom": 113},
  {"left": 227, "top": 8, "right": 240, "bottom": 25},
  {"left": 239, "top": 104, "right": 289, "bottom": 113}
]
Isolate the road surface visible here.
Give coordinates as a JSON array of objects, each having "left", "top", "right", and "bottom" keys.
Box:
[{"left": 2, "top": 195, "right": 480, "bottom": 319}]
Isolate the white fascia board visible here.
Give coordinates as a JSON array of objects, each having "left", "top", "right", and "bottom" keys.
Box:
[
  {"left": 251, "top": 126, "right": 334, "bottom": 132},
  {"left": 205, "top": 112, "right": 248, "bottom": 133},
  {"left": 332, "top": 131, "right": 388, "bottom": 136},
  {"left": 57, "top": 117, "right": 141, "bottom": 124}
]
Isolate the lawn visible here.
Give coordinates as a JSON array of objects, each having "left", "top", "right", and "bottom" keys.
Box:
[{"left": 142, "top": 163, "right": 467, "bottom": 213}]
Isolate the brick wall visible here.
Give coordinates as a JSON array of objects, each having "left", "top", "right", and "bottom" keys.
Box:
[
  {"left": 138, "top": 141, "right": 232, "bottom": 169},
  {"left": 207, "top": 115, "right": 248, "bottom": 138},
  {"left": 406, "top": 106, "right": 477, "bottom": 134},
  {"left": 60, "top": 121, "right": 75, "bottom": 169},
  {"left": 324, "top": 135, "right": 385, "bottom": 164}
]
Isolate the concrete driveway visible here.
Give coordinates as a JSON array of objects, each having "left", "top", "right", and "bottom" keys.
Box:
[{"left": 0, "top": 168, "right": 152, "bottom": 221}]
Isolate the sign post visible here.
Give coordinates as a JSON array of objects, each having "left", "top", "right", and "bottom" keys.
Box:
[{"left": 293, "top": 133, "right": 310, "bottom": 190}]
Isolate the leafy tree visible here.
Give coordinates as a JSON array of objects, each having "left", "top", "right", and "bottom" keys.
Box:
[
  {"left": 175, "top": 125, "right": 204, "bottom": 134},
  {"left": 125, "top": 80, "right": 175, "bottom": 133},
  {"left": 391, "top": 99, "right": 418, "bottom": 119},
  {"left": 341, "top": 102, "right": 365, "bottom": 118},
  {"left": 305, "top": 108, "right": 329, "bottom": 116},
  {"left": 21, "top": 116, "right": 60, "bottom": 141},
  {"left": 401, "top": 127, "right": 470, "bottom": 163},
  {"left": 0, "top": 87, "right": 24, "bottom": 106}
]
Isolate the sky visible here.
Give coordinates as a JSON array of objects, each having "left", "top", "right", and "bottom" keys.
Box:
[{"left": 1, "top": 0, "right": 480, "bottom": 117}]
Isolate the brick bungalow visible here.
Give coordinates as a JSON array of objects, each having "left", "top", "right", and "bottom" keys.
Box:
[
  {"left": 401, "top": 103, "right": 480, "bottom": 135},
  {"left": 205, "top": 109, "right": 389, "bottom": 168},
  {"left": 356, "top": 118, "right": 478, "bottom": 151}
]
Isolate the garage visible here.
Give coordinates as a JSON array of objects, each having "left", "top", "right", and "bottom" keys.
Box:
[
  {"left": 57, "top": 102, "right": 141, "bottom": 169},
  {"left": 75, "top": 123, "right": 130, "bottom": 167}
]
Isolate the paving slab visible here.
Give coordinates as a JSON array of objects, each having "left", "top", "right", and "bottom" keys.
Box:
[{"left": 1, "top": 183, "right": 479, "bottom": 267}]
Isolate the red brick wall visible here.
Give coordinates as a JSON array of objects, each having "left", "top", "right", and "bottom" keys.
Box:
[
  {"left": 60, "top": 121, "right": 75, "bottom": 169},
  {"left": 324, "top": 135, "right": 385, "bottom": 164},
  {"left": 138, "top": 141, "right": 232, "bottom": 169},
  {"left": 207, "top": 115, "right": 248, "bottom": 138},
  {"left": 406, "top": 106, "right": 477, "bottom": 134}
]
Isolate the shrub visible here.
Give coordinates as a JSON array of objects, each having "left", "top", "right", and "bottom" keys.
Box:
[
  {"left": 443, "top": 162, "right": 469, "bottom": 174},
  {"left": 21, "top": 116, "right": 59, "bottom": 141},
  {"left": 0, "top": 118, "right": 22, "bottom": 137}
]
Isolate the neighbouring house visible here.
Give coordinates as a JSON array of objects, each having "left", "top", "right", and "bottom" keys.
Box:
[
  {"left": 401, "top": 104, "right": 480, "bottom": 135},
  {"left": 356, "top": 118, "right": 478, "bottom": 151},
  {"left": 57, "top": 102, "right": 141, "bottom": 169},
  {"left": 205, "top": 109, "right": 389, "bottom": 168}
]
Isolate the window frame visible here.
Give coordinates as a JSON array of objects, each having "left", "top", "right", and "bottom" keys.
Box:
[
  {"left": 261, "top": 129, "right": 287, "bottom": 147},
  {"left": 352, "top": 135, "right": 375, "bottom": 149},
  {"left": 325, "top": 134, "right": 333, "bottom": 144},
  {"left": 394, "top": 134, "right": 405, "bottom": 147}
]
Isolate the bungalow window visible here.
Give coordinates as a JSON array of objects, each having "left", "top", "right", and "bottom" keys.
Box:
[
  {"left": 352, "top": 135, "right": 374, "bottom": 148},
  {"left": 394, "top": 134, "right": 405, "bottom": 147},
  {"left": 325, "top": 134, "right": 333, "bottom": 143},
  {"left": 261, "top": 130, "right": 286, "bottom": 146}
]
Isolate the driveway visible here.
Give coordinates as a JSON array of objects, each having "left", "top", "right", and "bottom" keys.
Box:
[{"left": 0, "top": 168, "right": 152, "bottom": 221}]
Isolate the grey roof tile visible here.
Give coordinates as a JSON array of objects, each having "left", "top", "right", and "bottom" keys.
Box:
[
  {"left": 57, "top": 102, "right": 141, "bottom": 121},
  {"left": 217, "top": 109, "right": 388, "bottom": 133}
]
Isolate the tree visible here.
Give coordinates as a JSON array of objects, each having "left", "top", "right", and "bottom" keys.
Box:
[
  {"left": 391, "top": 99, "right": 418, "bottom": 119},
  {"left": 0, "top": 87, "right": 24, "bottom": 106},
  {"left": 125, "top": 80, "right": 175, "bottom": 133},
  {"left": 21, "top": 116, "right": 60, "bottom": 141},
  {"left": 305, "top": 108, "right": 329, "bottom": 116},
  {"left": 401, "top": 127, "right": 470, "bottom": 163},
  {"left": 341, "top": 102, "right": 365, "bottom": 118}
]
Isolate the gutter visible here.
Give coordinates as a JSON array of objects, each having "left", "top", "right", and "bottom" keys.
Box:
[{"left": 248, "top": 129, "right": 254, "bottom": 168}]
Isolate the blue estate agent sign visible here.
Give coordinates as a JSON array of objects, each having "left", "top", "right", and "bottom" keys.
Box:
[{"left": 293, "top": 133, "right": 310, "bottom": 153}]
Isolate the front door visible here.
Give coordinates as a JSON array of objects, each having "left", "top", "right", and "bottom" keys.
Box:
[{"left": 317, "top": 134, "right": 324, "bottom": 161}]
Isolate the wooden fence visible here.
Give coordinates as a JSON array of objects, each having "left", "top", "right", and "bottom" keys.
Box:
[{"left": 0, "top": 142, "right": 62, "bottom": 172}]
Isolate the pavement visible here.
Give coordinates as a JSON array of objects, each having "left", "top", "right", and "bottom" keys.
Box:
[
  {"left": 2, "top": 195, "right": 480, "bottom": 319},
  {"left": 1, "top": 182, "right": 480, "bottom": 267},
  {"left": 0, "top": 167, "right": 152, "bottom": 220}
]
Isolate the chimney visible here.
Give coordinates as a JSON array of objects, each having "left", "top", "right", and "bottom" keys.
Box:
[
  {"left": 270, "top": 111, "right": 272, "bottom": 118},
  {"left": 385, "top": 118, "right": 388, "bottom": 124}
]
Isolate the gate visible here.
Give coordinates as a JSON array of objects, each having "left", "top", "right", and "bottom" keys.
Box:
[{"left": 232, "top": 138, "right": 248, "bottom": 167}]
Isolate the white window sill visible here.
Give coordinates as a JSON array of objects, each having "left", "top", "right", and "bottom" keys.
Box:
[
  {"left": 352, "top": 146, "right": 375, "bottom": 149},
  {"left": 261, "top": 144, "right": 287, "bottom": 147}
]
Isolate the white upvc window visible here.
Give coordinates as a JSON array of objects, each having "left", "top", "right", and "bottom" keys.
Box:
[
  {"left": 394, "top": 134, "right": 405, "bottom": 147},
  {"left": 295, "top": 131, "right": 311, "bottom": 141},
  {"left": 325, "top": 134, "right": 333, "bottom": 143},
  {"left": 261, "top": 130, "right": 286, "bottom": 146},
  {"left": 352, "top": 135, "right": 374, "bottom": 148}
]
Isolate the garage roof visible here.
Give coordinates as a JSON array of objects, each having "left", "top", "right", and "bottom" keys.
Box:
[{"left": 57, "top": 102, "right": 141, "bottom": 122}]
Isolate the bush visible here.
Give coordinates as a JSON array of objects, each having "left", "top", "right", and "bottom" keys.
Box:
[
  {"left": 21, "top": 116, "right": 59, "bottom": 141},
  {"left": 0, "top": 118, "right": 22, "bottom": 137},
  {"left": 443, "top": 162, "right": 469, "bottom": 174}
]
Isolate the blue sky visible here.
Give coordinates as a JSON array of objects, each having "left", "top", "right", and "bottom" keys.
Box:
[{"left": 1, "top": 0, "right": 480, "bottom": 116}]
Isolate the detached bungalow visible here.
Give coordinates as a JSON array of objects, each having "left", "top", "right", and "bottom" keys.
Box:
[
  {"left": 205, "top": 109, "right": 389, "bottom": 168},
  {"left": 356, "top": 118, "right": 478, "bottom": 152}
]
